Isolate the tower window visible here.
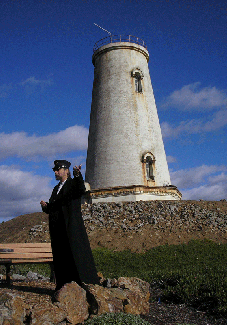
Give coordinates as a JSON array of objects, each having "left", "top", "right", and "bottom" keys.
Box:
[
  {"left": 131, "top": 68, "right": 144, "bottom": 93},
  {"left": 134, "top": 72, "right": 142, "bottom": 93},
  {"left": 146, "top": 156, "right": 155, "bottom": 180},
  {"left": 142, "top": 152, "right": 156, "bottom": 185}
]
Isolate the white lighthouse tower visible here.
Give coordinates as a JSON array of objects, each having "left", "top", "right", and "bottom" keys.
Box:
[{"left": 85, "top": 35, "right": 181, "bottom": 202}]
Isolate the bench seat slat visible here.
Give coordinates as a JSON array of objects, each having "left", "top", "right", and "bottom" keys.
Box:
[
  {"left": 0, "top": 258, "right": 53, "bottom": 264},
  {"left": 9, "top": 258, "right": 53, "bottom": 263},
  {"left": 0, "top": 248, "right": 52, "bottom": 253},
  {"left": 0, "top": 243, "right": 51, "bottom": 248},
  {"left": 0, "top": 253, "right": 53, "bottom": 259}
]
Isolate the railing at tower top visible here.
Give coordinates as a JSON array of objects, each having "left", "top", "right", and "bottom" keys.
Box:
[{"left": 93, "top": 35, "right": 147, "bottom": 52}]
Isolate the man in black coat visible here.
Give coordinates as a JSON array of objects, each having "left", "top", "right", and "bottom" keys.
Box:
[{"left": 40, "top": 160, "right": 99, "bottom": 293}]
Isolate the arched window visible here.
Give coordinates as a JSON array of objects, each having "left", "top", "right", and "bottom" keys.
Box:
[
  {"left": 146, "top": 156, "right": 155, "bottom": 180},
  {"left": 142, "top": 152, "right": 156, "bottom": 185},
  {"left": 131, "top": 68, "right": 144, "bottom": 93},
  {"left": 134, "top": 72, "right": 143, "bottom": 93}
]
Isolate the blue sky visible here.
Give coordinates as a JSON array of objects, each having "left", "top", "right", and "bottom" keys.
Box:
[{"left": 0, "top": 0, "right": 226, "bottom": 221}]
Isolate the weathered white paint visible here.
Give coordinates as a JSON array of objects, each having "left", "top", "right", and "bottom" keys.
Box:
[{"left": 85, "top": 41, "right": 180, "bottom": 201}]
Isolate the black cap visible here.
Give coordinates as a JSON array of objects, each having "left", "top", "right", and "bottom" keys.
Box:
[{"left": 52, "top": 160, "right": 71, "bottom": 171}]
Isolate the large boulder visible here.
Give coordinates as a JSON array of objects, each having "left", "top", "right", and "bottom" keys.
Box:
[
  {"left": 84, "top": 284, "right": 126, "bottom": 315},
  {"left": 117, "top": 277, "right": 150, "bottom": 315},
  {"left": 54, "top": 282, "right": 89, "bottom": 324},
  {"left": 30, "top": 302, "right": 66, "bottom": 325},
  {"left": 0, "top": 292, "right": 26, "bottom": 325},
  {"left": 84, "top": 277, "right": 150, "bottom": 317}
]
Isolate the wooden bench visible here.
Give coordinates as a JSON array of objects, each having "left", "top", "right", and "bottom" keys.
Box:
[{"left": 0, "top": 243, "right": 54, "bottom": 286}]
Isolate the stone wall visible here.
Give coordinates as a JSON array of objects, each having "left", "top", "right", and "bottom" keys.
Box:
[
  {"left": 83, "top": 200, "right": 227, "bottom": 231},
  {"left": 82, "top": 200, "right": 227, "bottom": 252}
]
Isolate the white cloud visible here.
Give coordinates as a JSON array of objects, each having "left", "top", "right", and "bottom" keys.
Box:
[
  {"left": 161, "top": 122, "right": 179, "bottom": 138},
  {"left": 167, "top": 155, "right": 177, "bottom": 163},
  {"left": 181, "top": 182, "right": 227, "bottom": 201},
  {"left": 161, "top": 109, "right": 227, "bottom": 138},
  {"left": 0, "top": 165, "right": 52, "bottom": 221},
  {"left": 170, "top": 165, "right": 227, "bottom": 200},
  {"left": 171, "top": 165, "right": 226, "bottom": 189},
  {"left": 208, "top": 172, "right": 227, "bottom": 185},
  {"left": 20, "top": 76, "right": 53, "bottom": 87},
  {"left": 162, "top": 82, "right": 227, "bottom": 110},
  {"left": 0, "top": 77, "right": 53, "bottom": 98},
  {"left": 0, "top": 125, "right": 89, "bottom": 160}
]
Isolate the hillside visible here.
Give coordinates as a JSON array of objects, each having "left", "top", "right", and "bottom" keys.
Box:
[{"left": 0, "top": 200, "right": 226, "bottom": 251}]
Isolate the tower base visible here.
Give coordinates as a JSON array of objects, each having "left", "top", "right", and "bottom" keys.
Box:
[{"left": 83, "top": 185, "right": 182, "bottom": 204}]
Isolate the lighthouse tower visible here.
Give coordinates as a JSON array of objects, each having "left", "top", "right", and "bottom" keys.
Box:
[{"left": 85, "top": 35, "right": 181, "bottom": 202}]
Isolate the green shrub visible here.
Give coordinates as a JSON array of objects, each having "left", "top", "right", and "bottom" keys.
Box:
[
  {"left": 92, "top": 240, "right": 227, "bottom": 317},
  {"left": 84, "top": 312, "right": 150, "bottom": 325}
]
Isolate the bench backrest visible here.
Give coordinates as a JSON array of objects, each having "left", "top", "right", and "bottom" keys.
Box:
[{"left": 0, "top": 243, "right": 53, "bottom": 264}]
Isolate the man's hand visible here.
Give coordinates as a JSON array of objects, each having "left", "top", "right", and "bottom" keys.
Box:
[
  {"left": 73, "top": 164, "right": 82, "bottom": 177},
  {"left": 40, "top": 200, "right": 47, "bottom": 208}
]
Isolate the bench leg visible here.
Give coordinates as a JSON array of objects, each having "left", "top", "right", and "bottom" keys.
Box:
[
  {"left": 50, "top": 262, "right": 56, "bottom": 283},
  {"left": 6, "top": 264, "right": 11, "bottom": 286}
]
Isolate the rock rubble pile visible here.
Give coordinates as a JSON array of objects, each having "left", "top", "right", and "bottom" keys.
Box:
[
  {"left": 82, "top": 200, "right": 227, "bottom": 251},
  {"left": 0, "top": 277, "right": 150, "bottom": 325},
  {"left": 83, "top": 201, "right": 227, "bottom": 233}
]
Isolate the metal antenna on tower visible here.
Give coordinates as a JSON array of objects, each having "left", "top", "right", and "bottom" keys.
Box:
[{"left": 94, "top": 23, "right": 112, "bottom": 35}]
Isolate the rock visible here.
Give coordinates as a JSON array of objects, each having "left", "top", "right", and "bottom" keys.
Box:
[
  {"left": 84, "top": 284, "right": 125, "bottom": 315},
  {"left": 117, "top": 277, "right": 150, "bottom": 299},
  {"left": 31, "top": 302, "right": 66, "bottom": 325},
  {"left": 85, "top": 277, "right": 150, "bottom": 317},
  {"left": 11, "top": 274, "right": 27, "bottom": 281},
  {"left": 27, "top": 271, "right": 39, "bottom": 281},
  {"left": 26, "top": 271, "right": 49, "bottom": 281},
  {"left": 123, "top": 288, "right": 150, "bottom": 315},
  {"left": 117, "top": 277, "right": 150, "bottom": 315},
  {"left": 0, "top": 292, "right": 26, "bottom": 325},
  {"left": 55, "top": 282, "right": 89, "bottom": 324},
  {"left": 30, "top": 225, "right": 43, "bottom": 232},
  {"left": 2, "top": 319, "right": 16, "bottom": 325}
]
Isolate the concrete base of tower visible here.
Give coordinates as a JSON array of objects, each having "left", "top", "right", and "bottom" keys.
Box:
[{"left": 83, "top": 184, "right": 182, "bottom": 204}]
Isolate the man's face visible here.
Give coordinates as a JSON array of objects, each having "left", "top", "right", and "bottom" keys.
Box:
[{"left": 54, "top": 168, "right": 68, "bottom": 182}]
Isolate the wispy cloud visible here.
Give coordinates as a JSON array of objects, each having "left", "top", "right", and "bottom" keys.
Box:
[
  {"left": 181, "top": 182, "right": 227, "bottom": 201},
  {"left": 0, "top": 76, "right": 53, "bottom": 98},
  {"left": 171, "top": 165, "right": 226, "bottom": 189},
  {"left": 167, "top": 155, "right": 177, "bottom": 163},
  {"left": 20, "top": 76, "right": 53, "bottom": 87},
  {"left": 0, "top": 165, "right": 52, "bottom": 221},
  {"left": 161, "top": 109, "right": 227, "bottom": 138},
  {"left": 0, "top": 125, "right": 88, "bottom": 160},
  {"left": 170, "top": 165, "right": 227, "bottom": 200},
  {"left": 162, "top": 82, "right": 227, "bottom": 110}
]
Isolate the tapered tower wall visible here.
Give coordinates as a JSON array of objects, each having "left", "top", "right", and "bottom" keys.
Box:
[{"left": 86, "top": 40, "right": 171, "bottom": 191}]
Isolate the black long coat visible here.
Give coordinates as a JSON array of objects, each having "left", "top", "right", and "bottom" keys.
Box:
[{"left": 42, "top": 174, "right": 99, "bottom": 290}]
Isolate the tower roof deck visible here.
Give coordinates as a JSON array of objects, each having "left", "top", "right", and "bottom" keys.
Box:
[{"left": 93, "top": 35, "right": 147, "bottom": 53}]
